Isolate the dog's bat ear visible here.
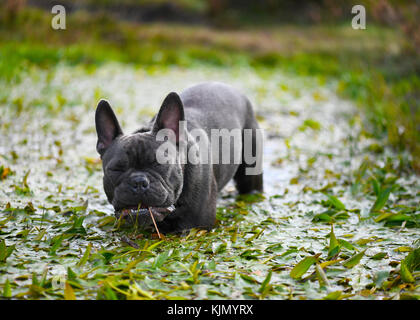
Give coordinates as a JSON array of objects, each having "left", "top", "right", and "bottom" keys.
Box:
[
  {"left": 95, "top": 99, "right": 123, "bottom": 156},
  {"left": 153, "top": 92, "right": 185, "bottom": 142}
]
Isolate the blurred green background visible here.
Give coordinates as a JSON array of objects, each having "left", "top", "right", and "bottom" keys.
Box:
[{"left": 1, "top": 0, "right": 419, "bottom": 171}]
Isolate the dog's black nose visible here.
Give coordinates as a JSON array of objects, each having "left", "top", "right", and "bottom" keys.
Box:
[{"left": 129, "top": 174, "right": 150, "bottom": 193}]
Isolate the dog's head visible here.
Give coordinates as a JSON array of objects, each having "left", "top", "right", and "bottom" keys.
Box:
[{"left": 95, "top": 93, "right": 184, "bottom": 214}]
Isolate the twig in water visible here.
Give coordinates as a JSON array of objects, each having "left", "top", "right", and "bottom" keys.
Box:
[{"left": 148, "top": 207, "right": 161, "bottom": 239}]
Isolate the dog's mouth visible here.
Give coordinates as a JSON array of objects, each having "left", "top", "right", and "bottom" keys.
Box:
[
  {"left": 115, "top": 204, "right": 175, "bottom": 226},
  {"left": 116, "top": 204, "right": 175, "bottom": 215}
]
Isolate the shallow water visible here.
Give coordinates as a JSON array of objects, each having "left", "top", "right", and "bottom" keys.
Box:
[{"left": 0, "top": 64, "right": 418, "bottom": 299}]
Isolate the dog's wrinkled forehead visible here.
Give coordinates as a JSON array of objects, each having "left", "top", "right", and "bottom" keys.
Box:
[{"left": 105, "top": 132, "right": 157, "bottom": 166}]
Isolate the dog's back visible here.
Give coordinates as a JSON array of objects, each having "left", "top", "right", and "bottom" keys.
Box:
[{"left": 180, "top": 82, "right": 255, "bottom": 134}]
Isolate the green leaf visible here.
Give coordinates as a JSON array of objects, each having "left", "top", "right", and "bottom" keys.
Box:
[
  {"left": 3, "top": 279, "right": 12, "bottom": 298},
  {"left": 100, "top": 251, "right": 115, "bottom": 264},
  {"left": 324, "top": 193, "right": 346, "bottom": 211},
  {"left": 371, "top": 178, "right": 380, "bottom": 196},
  {"left": 400, "top": 260, "right": 415, "bottom": 283},
  {"left": 64, "top": 281, "right": 76, "bottom": 300},
  {"left": 77, "top": 243, "right": 91, "bottom": 267},
  {"left": 394, "top": 246, "right": 412, "bottom": 253},
  {"left": 240, "top": 249, "right": 261, "bottom": 260},
  {"left": 342, "top": 250, "right": 366, "bottom": 268},
  {"left": 49, "top": 234, "right": 64, "bottom": 255},
  {"left": 328, "top": 225, "right": 340, "bottom": 259},
  {"left": 404, "top": 248, "right": 420, "bottom": 272},
  {"left": 67, "top": 267, "right": 78, "bottom": 281},
  {"left": 214, "top": 242, "right": 227, "bottom": 254},
  {"left": 338, "top": 239, "right": 356, "bottom": 251},
  {"left": 315, "top": 264, "right": 330, "bottom": 288},
  {"left": 370, "top": 187, "right": 392, "bottom": 213},
  {"left": 146, "top": 240, "right": 164, "bottom": 252},
  {"left": 312, "top": 212, "right": 334, "bottom": 223},
  {"left": 265, "top": 243, "right": 283, "bottom": 253},
  {"left": 290, "top": 254, "right": 319, "bottom": 279},
  {"left": 64, "top": 216, "right": 86, "bottom": 235},
  {"left": 208, "top": 260, "right": 216, "bottom": 270},
  {"left": 153, "top": 251, "right": 169, "bottom": 269},
  {"left": 370, "top": 252, "right": 387, "bottom": 260},
  {"left": 385, "top": 214, "right": 415, "bottom": 224},
  {"left": 0, "top": 239, "right": 15, "bottom": 262},
  {"left": 31, "top": 273, "right": 39, "bottom": 286},
  {"left": 239, "top": 273, "right": 258, "bottom": 284},
  {"left": 374, "top": 212, "right": 393, "bottom": 222},
  {"left": 258, "top": 270, "right": 272, "bottom": 293},
  {"left": 323, "top": 291, "right": 342, "bottom": 300},
  {"left": 23, "top": 170, "right": 30, "bottom": 188},
  {"left": 123, "top": 257, "right": 143, "bottom": 273}
]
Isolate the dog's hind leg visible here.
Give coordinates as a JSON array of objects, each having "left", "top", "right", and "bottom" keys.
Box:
[
  {"left": 234, "top": 114, "right": 263, "bottom": 194},
  {"left": 234, "top": 161, "right": 263, "bottom": 194}
]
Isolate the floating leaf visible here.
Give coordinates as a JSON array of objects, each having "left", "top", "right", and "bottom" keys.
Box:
[
  {"left": 265, "top": 243, "right": 283, "bottom": 253},
  {"left": 290, "top": 254, "right": 319, "bottom": 279},
  {"left": 370, "top": 252, "right": 388, "bottom": 260},
  {"left": 343, "top": 250, "right": 366, "bottom": 268},
  {"left": 67, "top": 267, "right": 78, "bottom": 282},
  {"left": 371, "top": 177, "right": 380, "bottom": 196},
  {"left": 77, "top": 243, "right": 92, "bottom": 267},
  {"left": 315, "top": 264, "right": 330, "bottom": 287},
  {"left": 319, "top": 260, "right": 341, "bottom": 268},
  {"left": 404, "top": 248, "right": 420, "bottom": 272},
  {"left": 0, "top": 240, "right": 15, "bottom": 262},
  {"left": 239, "top": 273, "right": 258, "bottom": 284},
  {"left": 374, "top": 212, "right": 393, "bottom": 222},
  {"left": 400, "top": 260, "right": 415, "bottom": 283},
  {"left": 356, "top": 238, "right": 377, "bottom": 246},
  {"left": 123, "top": 258, "right": 143, "bottom": 273},
  {"left": 64, "top": 216, "right": 86, "bottom": 235},
  {"left": 258, "top": 270, "right": 272, "bottom": 294},
  {"left": 153, "top": 251, "right": 169, "bottom": 269},
  {"left": 370, "top": 187, "right": 392, "bottom": 213},
  {"left": 214, "top": 242, "right": 227, "bottom": 254},
  {"left": 3, "top": 279, "right": 12, "bottom": 298},
  {"left": 312, "top": 209, "right": 349, "bottom": 223},
  {"left": 323, "top": 291, "right": 342, "bottom": 300},
  {"left": 146, "top": 240, "right": 164, "bottom": 252},
  {"left": 324, "top": 193, "right": 346, "bottom": 211},
  {"left": 97, "top": 215, "right": 115, "bottom": 227},
  {"left": 384, "top": 214, "right": 415, "bottom": 227},
  {"left": 299, "top": 119, "right": 321, "bottom": 131},
  {"left": 338, "top": 239, "right": 356, "bottom": 251},
  {"left": 239, "top": 249, "right": 260, "bottom": 260},
  {"left": 49, "top": 234, "right": 64, "bottom": 255},
  {"left": 312, "top": 211, "right": 334, "bottom": 223},
  {"left": 328, "top": 225, "right": 340, "bottom": 259},
  {"left": 64, "top": 282, "right": 76, "bottom": 300}
]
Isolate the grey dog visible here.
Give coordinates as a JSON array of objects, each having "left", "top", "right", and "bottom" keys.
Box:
[{"left": 95, "top": 82, "right": 263, "bottom": 233}]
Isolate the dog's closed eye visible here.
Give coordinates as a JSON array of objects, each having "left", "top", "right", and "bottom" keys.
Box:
[{"left": 107, "top": 165, "right": 126, "bottom": 175}]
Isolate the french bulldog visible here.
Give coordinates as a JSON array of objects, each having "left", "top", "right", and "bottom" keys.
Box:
[{"left": 95, "top": 82, "right": 263, "bottom": 233}]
